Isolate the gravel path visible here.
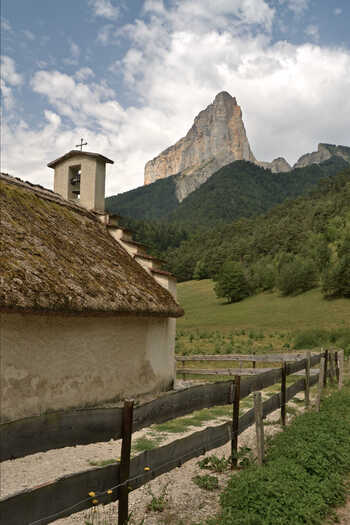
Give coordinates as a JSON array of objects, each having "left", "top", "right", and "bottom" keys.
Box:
[{"left": 1, "top": 400, "right": 288, "bottom": 525}]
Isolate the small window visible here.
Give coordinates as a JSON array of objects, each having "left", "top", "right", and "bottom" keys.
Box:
[{"left": 69, "top": 165, "right": 81, "bottom": 199}]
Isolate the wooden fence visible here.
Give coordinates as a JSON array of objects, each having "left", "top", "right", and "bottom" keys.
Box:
[
  {"left": 176, "top": 350, "right": 323, "bottom": 378},
  {"left": 0, "top": 349, "right": 344, "bottom": 525}
]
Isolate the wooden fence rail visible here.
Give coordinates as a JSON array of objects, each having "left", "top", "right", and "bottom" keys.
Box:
[
  {"left": 0, "top": 374, "right": 320, "bottom": 525},
  {"left": 1, "top": 350, "right": 344, "bottom": 525},
  {"left": 1, "top": 354, "right": 318, "bottom": 462},
  {"left": 175, "top": 352, "right": 315, "bottom": 363}
]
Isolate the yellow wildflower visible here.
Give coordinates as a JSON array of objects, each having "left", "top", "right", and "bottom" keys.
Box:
[
  {"left": 92, "top": 499, "right": 99, "bottom": 505},
  {"left": 144, "top": 466, "right": 150, "bottom": 471},
  {"left": 107, "top": 489, "right": 113, "bottom": 495},
  {"left": 88, "top": 491, "right": 96, "bottom": 497}
]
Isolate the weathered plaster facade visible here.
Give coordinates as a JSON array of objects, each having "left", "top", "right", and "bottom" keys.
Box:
[
  {"left": 51, "top": 152, "right": 112, "bottom": 212},
  {"left": 1, "top": 313, "right": 175, "bottom": 422}
]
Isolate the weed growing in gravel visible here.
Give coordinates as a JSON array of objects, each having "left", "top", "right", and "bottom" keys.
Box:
[
  {"left": 236, "top": 446, "right": 256, "bottom": 468},
  {"left": 198, "top": 455, "right": 230, "bottom": 473},
  {"left": 153, "top": 405, "right": 231, "bottom": 434},
  {"left": 146, "top": 483, "right": 169, "bottom": 512},
  {"left": 192, "top": 474, "right": 219, "bottom": 491},
  {"left": 132, "top": 435, "right": 164, "bottom": 453}
]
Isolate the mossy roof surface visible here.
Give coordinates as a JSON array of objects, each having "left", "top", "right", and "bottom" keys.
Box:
[{"left": 0, "top": 173, "right": 183, "bottom": 317}]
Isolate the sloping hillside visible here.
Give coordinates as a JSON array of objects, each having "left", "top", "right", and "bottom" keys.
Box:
[{"left": 106, "top": 156, "right": 349, "bottom": 225}]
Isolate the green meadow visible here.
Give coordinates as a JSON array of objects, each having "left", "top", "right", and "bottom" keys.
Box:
[{"left": 176, "top": 280, "right": 350, "bottom": 357}]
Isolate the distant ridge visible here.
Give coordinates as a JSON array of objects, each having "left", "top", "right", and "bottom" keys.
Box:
[
  {"left": 106, "top": 155, "right": 349, "bottom": 224},
  {"left": 143, "top": 92, "right": 350, "bottom": 203}
]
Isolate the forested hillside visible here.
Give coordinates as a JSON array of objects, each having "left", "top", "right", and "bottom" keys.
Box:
[
  {"left": 127, "top": 168, "right": 350, "bottom": 299},
  {"left": 169, "top": 157, "right": 348, "bottom": 225},
  {"left": 106, "top": 156, "right": 349, "bottom": 224},
  {"left": 106, "top": 173, "right": 178, "bottom": 221}
]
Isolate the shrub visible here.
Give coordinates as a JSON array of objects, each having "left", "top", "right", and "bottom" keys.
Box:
[
  {"left": 193, "top": 260, "right": 208, "bottom": 280},
  {"left": 322, "top": 254, "right": 350, "bottom": 298},
  {"left": 214, "top": 261, "right": 250, "bottom": 303},
  {"left": 277, "top": 255, "right": 318, "bottom": 296},
  {"left": 249, "top": 261, "right": 275, "bottom": 292},
  {"left": 293, "top": 329, "right": 330, "bottom": 349},
  {"left": 198, "top": 455, "right": 230, "bottom": 473},
  {"left": 192, "top": 474, "right": 219, "bottom": 491},
  {"left": 210, "top": 385, "right": 350, "bottom": 525}
]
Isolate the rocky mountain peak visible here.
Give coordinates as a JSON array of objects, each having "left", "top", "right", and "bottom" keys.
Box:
[
  {"left": 144, "top": 91, "right": 256, "bottom": 186},
  {"left": 294, "top": 143, "right": 350, "bottom": 169},
  {"left": 214, "top": 91, "right": 237, "bottom": 103}
]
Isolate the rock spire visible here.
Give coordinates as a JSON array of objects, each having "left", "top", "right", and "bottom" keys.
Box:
[{"left": 144, "top": 92, "right": 256, "bottom": 185}]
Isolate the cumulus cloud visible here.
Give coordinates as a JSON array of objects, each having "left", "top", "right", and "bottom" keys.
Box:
[
  {"left": 2, "top": 0, "right": 350, "bottom": 196},
  {"left": 97, "top": 24, "right": 114, "bottom": 44},
  {"left": 63, "top": 41, "right": 80, "bottom": 65},
  {"left": 75, "top": 67, "right": 95, "bottom": 81},
  {"left": 88, "top": 0, "right": 119, "bottom": 20},
  {"left": 304, "top": 24, "right": 320, "bottom": 43},
  {"left": 22, "top": 29, "right": 35, "bottom": 41},
  {"left": 334, "top": 8, "right": 342, "bottom": 16},
  {"left": 30, "top": 70, "right": 123, "bottom": 130},
  {"left": 279, "top": 0, "right": 310, "bottom": 15},
  {"left": 0, "top": 56, "right": 23, "bottom": 109},
  {"left": 1, "top": 17, "right": 12, "bottom": 32}
]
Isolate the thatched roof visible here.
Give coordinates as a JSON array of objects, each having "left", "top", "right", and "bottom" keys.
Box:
[{"left": 0, "top": 173, "right": 183, "bottom": 317}]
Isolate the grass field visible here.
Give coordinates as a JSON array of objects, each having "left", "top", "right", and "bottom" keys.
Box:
[{"left": 176, "top": 280, "right": 350, "bottom": 357}]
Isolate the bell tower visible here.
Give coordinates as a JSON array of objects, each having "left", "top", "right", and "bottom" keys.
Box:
[{"left": 48, "top": 150, "right": 114, "bottom": 212}]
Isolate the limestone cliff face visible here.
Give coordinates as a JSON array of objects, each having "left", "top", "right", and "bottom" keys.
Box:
[
  {"left": 294, "top": 143, "right": 350, "bottom": 169},
  {"left": 144, "top": 92, "right": 256, "bottom": 186},
  {"left": 258, "top": 157, "right": 291, "bottom": 173},
  {"left": 144, "top": 92, "right": 349, "bottom": 203}
]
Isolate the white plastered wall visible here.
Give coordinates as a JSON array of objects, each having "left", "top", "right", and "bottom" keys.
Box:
[
  {"left": 53, "top": 155, "right": 105, "bottom": 212},
  {"left": 0, "top": 313, "right": 173, "bottom": 423}
]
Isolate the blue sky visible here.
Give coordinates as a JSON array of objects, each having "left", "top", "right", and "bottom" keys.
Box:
[{"left": 1, "top": 0, "right": 349, "bottom": 195}]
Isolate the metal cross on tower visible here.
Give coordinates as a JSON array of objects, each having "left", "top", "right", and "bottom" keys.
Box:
[{"left": 75, "top": 138, "right": 88, "bottom": 151}]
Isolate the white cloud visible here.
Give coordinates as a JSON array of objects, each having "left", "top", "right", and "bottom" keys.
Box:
[
  {"left": 22, "top": 29, "right": 35, "bottom": 41},
  {"left": 304, "top": 24, "right": 320, "bottom": 43},
  {"left": 1, "top": 56, "right": 23, "bottom": 86},
  {"left": 279, "top": 0, "right": 310, "bottom": 15},
  {"left": 97, "top": 24, "right": 114, "bottom": 44},
  {"left": 88, "top": 0, "right": 119, "bottom": 20},
  {"left": 63, "top": 41, "right": 80, "bottom": 65},
  {"left": 1, "top": 17, "right": 12, "bottom": 32},
  {"left": 0, "top": 56, "right": 23, "bottom": 109},
  {"left": 334, "top": 8, "right": 342, "bottom": 16},
  {"left": 75, "top": 67, "right": 95, "bottom": 81},
  {"left": 2, "top": 0, "right": 350, "bottom": 197},
  {"left": 30, "top": 70, "right": 123, "bottom": 130},
  {"left": 70, "top": 41, "right": 80, "bottom": 59}
]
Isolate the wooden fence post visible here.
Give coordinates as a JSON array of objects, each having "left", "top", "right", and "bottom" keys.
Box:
[
  {"left": 338, "top": 350, "right": 344, "bottom": 391},
  {"left": 252, "top": 354, "right": 256, "bottom": 369},
  {"left": 323, "top": 349, "right": 328, "bottom": 387},
  {"left": 231, "top": 375, "right": 241, "bottom": 469},
  {"left": 329, "top": 351, "right": 336, "bottom": 385},
  {"left": 335, "top": 351, "right": 339, "bottom": 384},
  {"left": 316, "top": 357, "right": 325, "bottom": 412},
  {"left": 281, "top": 361, "right": 287, "bottom": 426},
  {"left": 119, "top": 399, "right": 134, "bottom": 525},
  {"left": 305, "top": 351, "right": 311, "bottom": 409},
  {"left": 254, "top": 391, "right": 264, "bottom": 465}
]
